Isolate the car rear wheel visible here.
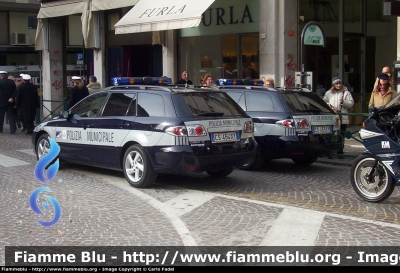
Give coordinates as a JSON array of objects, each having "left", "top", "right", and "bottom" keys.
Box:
[
  {"left": 291, "top": 155, "right": 318, "bottom": 166},
  {"left": 123, "top": 144, "right": 157, "bottom": 188},
  {"left": 206, "top": 167, "right": 234, "bottom": 178},
  {"left": 239, "top": 144, "right": 264, "bottom": 170}
]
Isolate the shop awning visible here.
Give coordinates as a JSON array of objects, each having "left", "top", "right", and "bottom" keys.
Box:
[
  {"left": 35, "top": 0, "right": 140, "bottom": 50},
  {"left": 114, "top": 0, "right": 215, "bottom": 34},
  {"left": 37, "top": 0, "right": 89, "bottom": 19},
  {"left": 91, "top": 0, "right": 139, "bottom": 11}
]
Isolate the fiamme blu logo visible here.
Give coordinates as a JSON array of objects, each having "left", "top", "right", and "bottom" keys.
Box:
[{"left": 29, "top": 137, "right": 61, "bottom": 227}]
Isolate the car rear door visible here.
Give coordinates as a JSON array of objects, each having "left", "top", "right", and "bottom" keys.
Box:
[{"left": 89, "top": 92, "right": 136, "bottom": 168}]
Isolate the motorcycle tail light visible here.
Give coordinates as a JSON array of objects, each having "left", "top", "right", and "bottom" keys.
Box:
[
  {"left": 243, "top": 121, "right": 254, "bottom": 133},
  {"left": 276, "top": 119, "right": 295, "bottom": 128},
  {"left": 294, "top": 118, "right": 309, "bottom": 129}
]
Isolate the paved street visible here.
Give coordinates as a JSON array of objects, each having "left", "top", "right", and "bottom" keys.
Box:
[{"left": 2, "top": 124, "right": 400, "bottom": 266}]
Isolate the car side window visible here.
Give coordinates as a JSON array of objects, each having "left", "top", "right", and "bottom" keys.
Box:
[
  {"left": 102, "top": 93, "right": 136, "bottom": 116},
  {"left": 137, "top": 93, "right": 165, "bottom": 117},
  {"left": 226, "top": 91, "right": 245, "bottom": 110},
  {"left": 246, "top": 92, "right": 275, "bottom": 112},
  {"left": 70, "top": 93, "right": 108, "bottom": 118}
]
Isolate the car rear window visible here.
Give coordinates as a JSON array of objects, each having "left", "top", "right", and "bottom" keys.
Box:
[
  {"left": 172, "top": 92, "right": 246, "bottom": 118},
  {"left": 282, "top": 92, "right": 333, "bottom": 113}
]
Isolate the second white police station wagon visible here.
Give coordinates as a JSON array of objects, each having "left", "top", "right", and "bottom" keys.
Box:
[{"left": 32, "top": 77, "right": 256, "bottom": 188}]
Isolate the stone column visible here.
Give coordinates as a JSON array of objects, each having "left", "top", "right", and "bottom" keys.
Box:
[
  {"left": 163, "top": 30, "right": 176, "bottom": 81},
  {"left": 93, "top": 12, "right": 105, "bottom": 88},
  {"left": 259, "top": 0, "right": 298, "bottom": 87},
  {"left": 42, "top": 17, "right": 65, "bottom": 119}
]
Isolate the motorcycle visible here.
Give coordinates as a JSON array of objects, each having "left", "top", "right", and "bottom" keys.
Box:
[{"left": 350, "top": 97, "right": 400, "bottom": 202}]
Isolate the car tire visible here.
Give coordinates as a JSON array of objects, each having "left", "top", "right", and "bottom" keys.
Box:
[
  {"left": 206, "top": 167, "right": 234, "bottom": 178},
  {"left": 239, "top": 145, "right": 264, "bottom": 170},
  {"left": 123, "top": 144, "right": 157, "bottom": 188},
  {"left": 36, "top": 134, "right": 51, "bottom": 160},
  {"left": 291, "top": 155, "right": 318, "bottom": 166}
]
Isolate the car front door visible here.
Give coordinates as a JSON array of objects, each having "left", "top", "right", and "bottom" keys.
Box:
[{"left": 56, "top": 92, "right": 109, "bottom": 163}]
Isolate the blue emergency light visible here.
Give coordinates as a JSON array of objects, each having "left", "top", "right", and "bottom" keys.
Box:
[
  {"left": 216, "top": 79, "right": 264, "bottom": 86},
  {"left": 111, "top": 77, "right": 172, "bottom": 86}
]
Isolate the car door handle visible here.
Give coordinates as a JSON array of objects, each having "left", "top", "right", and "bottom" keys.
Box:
[{"left": 119, "top": 122, "right": 130, "bottom": 127}]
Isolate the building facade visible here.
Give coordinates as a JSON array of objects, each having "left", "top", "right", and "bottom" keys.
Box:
[{"left": 5, "top": 0, "right": 397, "bottom": 117}]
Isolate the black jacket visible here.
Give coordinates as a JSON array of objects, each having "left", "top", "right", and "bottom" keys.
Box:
[
  {"left": 67, "top": 84, "right": 89, "bottom": 109},
  {"left": 175, "top": 79, "right": 193, "bottom": 85},
  {"left": 0, "top": 77, "right": 17, "bottom": 108},
  {"left": 16, "top": 82, "right": 40, "bottom": 122}
]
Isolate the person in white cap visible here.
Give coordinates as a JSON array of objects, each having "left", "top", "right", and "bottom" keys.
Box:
[
  {"left": 0, "top": 70, "right": 17, "bottom": 134},
  {"left": 16, "top": 74, "right": 39, "bottom": 135},
  {"left": 67, "top": 76, "right": 89, "bottom": 109}
]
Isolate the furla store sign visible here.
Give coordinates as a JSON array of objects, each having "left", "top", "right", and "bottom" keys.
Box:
[{"left": 180, "top": 0, "right": 258, "bottom": 37}]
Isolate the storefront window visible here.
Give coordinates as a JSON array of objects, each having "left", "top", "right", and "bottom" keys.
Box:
[{"left": 180, "top": 34, "right": 259, "bottom": 84}]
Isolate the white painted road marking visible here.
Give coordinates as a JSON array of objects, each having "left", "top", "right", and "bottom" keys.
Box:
[
  {"left": 259, "top": 207, "right": 324, "bottom": 246},
  {"left": 0, "top": 154, "right": 30, "bottom": 167}
]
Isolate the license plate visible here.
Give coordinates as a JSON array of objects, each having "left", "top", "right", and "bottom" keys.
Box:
[
  {"left": 211, "top": 132, "right": 240, "bottom": 143},
  {"left": 312, "top": 126, "right": 332, "bottom": 134}
]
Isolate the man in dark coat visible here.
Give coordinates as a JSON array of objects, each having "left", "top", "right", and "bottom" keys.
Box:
[
  {"left": 67, "top": 76, "right": 89, "bottom": 109},
  {"left": 16, "top": 74, "right": 40, "bottom": 135},
  {"left": 0, "top": 71, "right": 17, "bottom": 134},
  {"left": 175, "top": 70, "right": 193, "bottom": 85}
]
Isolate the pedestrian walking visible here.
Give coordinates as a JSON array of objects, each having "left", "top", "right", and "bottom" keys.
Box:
[
  {"left": 16, "top": 74, "right": 39, "bottom": 135},
  {"left": 86, "top": 75, "right": 102, "bottom": 94},
  {"left": 369, "top": 73, "right": 396, "bottom": 109},
  {"left": 7, "top": 75, "right": 22, "bottom": 130},
  {"left": 0, "top": 71, "right": 17, "bottom": 134},
  {"left": 67, "top": 76, "right": 89, "bottom": 109},
  {"left": 323, "top": 77, "right": 354, "bottom": 159}
]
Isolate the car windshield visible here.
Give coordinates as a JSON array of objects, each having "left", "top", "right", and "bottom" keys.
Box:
[
  {"left": 382, "top": 93, "right": 400, "bottom": 109},
  {"left": 172, "top": 92, "right": 246, "bottom": 118},
  {"left": 282, "top": 92, "right": 333, "bottom": 113}
]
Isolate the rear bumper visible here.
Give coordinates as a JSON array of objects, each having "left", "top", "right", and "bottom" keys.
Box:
[
  {"left": 146, "top": 138, "right": 257, "bottom": 172},
  {"left": 257, "top": 134, "right": 343, "bottom": 159}
]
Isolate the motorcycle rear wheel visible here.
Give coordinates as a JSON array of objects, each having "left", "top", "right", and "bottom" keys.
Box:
[{"left": 350, "top": 155, "right": 395, "bottom": 203}]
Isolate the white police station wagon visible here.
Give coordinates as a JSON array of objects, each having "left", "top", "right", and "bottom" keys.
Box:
[{"left": 32, "top": 77, "right": 256, "bottom": 188}]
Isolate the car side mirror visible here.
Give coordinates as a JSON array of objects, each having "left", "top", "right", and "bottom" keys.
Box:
[{"left": 60, "top": 110, "right": 69, "bottom": 119}]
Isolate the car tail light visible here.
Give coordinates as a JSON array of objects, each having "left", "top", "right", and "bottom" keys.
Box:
[
  {"left": 243, "top": 121, "right": 254, "bottom": 133},
  {"left": 186, "top": 125, "right": 207, "bottom": 136},
  {"left": 276, "top": 119, "right": 295, "bottom": 128},
  {"left": 166, "top": 126, "right": 187, "bottom": 136},
  {"left": 294, "top": 118, "right": 309, "bottom": 129}
]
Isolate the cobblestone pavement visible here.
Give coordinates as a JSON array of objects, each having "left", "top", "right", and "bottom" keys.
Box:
[{"left": 2, "top": 124, "right": 400, "bottom": 266}]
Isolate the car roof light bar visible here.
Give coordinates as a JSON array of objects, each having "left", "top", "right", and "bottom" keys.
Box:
[
  {"left": 111, "top": 77, "right": 172, "bottom": 86},
  {"left": 216, "top": 78, "right": 264, "bottom": 86}
]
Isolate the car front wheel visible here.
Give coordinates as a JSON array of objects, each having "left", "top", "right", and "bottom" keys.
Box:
[
  {"left": 36, "top": 134, "right": 51, "bottom": 160},
  {"left": 123, "top": 144, "right": 157, "bottom": 188}
]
